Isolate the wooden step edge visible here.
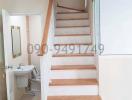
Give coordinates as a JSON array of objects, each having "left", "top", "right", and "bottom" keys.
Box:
[
  {"left": 54, "top": 43, "right": 92, "bottom": 46},
  {"left": 49, "top": 79, "right": 98, "bottom": 86},
  {"left": 51, "top": 65, "right": 96, "bottom": 70},
  {"left": 54, "top": 34, "right": 91, "bottom": 37},
  {"left": 57, "top": 12, "right": 88, "bottom": 14},
  {"left": 52, "top": 53, "right": 95, "bottom": 57},
  {"left": 48, "top": 96, "right": 101, "bottom": 100},
  {"left": 56, "top": 18, "right": 88, "bottom": 20},
  {"left": 56, "top": 26, "right": 90, "bottom": 28},
  {"left": 56, "top": 26, "right": 90, "bottom": 29},
  {"left": 56, "top": 18, "right": 88, "bottom": 21}
]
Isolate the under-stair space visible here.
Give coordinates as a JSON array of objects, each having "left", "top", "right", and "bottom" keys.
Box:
[{"left": 47, "top": 1, "right": 101, "bottom": 100}]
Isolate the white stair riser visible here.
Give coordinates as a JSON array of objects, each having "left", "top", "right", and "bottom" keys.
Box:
[
  {"left": 50, "top": 70, "right": 97, "bottom": 79},
  {"left": 57, "top": 7, "right": 81, "bottom": 13},
  {"left": 53, "top": 45, "right": 94, "bottom": 55},
  {"left": 52, "top": 57, "right": 95, "bottom": 65},
  {"left": 56, "top": 20, "right": 89, "bottom": 27},
  {"left": 56, "top": 13, "right": 88, "bottom": 20},
  {"left": 48, "top": 85, "right": 98, "bottom": 96},
  {"left": 54, "top": 36, "right": 92, "bottom": 44},
  {"left": 56, "top": 27, "right": 90, "bottom": 35}
]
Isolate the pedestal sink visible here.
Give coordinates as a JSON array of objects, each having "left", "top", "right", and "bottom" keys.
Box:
[
  {"left": 14, "top": 65, "right": 34, "bottom": 76},
  {"left": 14, "top": 65, "right": 34, "bottom": 88}
]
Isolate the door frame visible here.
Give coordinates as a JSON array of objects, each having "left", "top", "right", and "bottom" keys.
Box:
[{"left": 0, "top": 10, "right": 7, "bottom": 100}]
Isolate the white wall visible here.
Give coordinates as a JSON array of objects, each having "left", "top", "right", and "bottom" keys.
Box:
[
  {"left": 99, "top": 0, "right": 132, "bottom": 100},
  {"left": 99, "top": 55, "right": 132, "bottom": 100},
  {"left": 29, "top": 15, "right": 42, "bottom": 72},
  {"left": 0, "top": 0, "right": 46, "bottom": 14},
  {"left": 7, "top": 16, "right": 28, "bottom": 66},
  {"left": 100, "top": 0, "right": 132, "bottom": 54},
  {"left": 9, "top": 16, "right": 28, "bottom": 100}
]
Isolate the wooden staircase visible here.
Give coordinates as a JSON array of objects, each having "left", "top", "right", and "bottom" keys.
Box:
[{"left": 47, "top": 3, "right": 101, "bottom": 100}]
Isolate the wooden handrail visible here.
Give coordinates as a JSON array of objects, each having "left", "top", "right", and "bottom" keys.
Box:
[{"left": 39, "top": 0, "right": 53, "bottom": 56}]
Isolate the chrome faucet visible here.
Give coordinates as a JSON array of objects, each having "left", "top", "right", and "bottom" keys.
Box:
[{"left": 17, "top": 63, "right": 24, "bottom": 69}]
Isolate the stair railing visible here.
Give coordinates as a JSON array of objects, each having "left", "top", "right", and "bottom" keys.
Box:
[
  {"left": 39, "top": 0, "right": 55, "bottom": 100},
  {"left": 39, "top": 0, "right": 54, "bottom": 56}
]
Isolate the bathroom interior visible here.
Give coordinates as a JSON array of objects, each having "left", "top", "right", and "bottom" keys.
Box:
[{"left": 0, "top": 10, "right": 42, "bottom": 100}]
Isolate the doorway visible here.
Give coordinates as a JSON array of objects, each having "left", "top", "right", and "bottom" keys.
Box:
[{"left": 2, "top": 10, "right": 42, "bottom": 100}]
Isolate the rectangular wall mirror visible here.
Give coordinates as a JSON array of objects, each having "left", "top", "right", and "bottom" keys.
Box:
[{"left": 11, "top": 26, "right": 21, "bottom": 58}]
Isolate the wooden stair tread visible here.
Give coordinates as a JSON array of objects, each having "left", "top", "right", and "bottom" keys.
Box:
[
  {"left": 55, "top": 34, "right": 91, "bottom": 37},
  {"left": 56, "top": 26, "right": 89, "bottom": 28},
  {"left": 51, "top": 65, "right": 96, "bottom": 70},
  {"left": 57, "top": 12, "right": 88, "bottom": 14},
  {"left": 48, "top": 96, "right": 101, "bottom": 100},
  {"left": 49, "top": 79, "right": 98, "bottom": 86},
  {"left": 53, "top": 53, "right": 94, "bottom": 57},
  {"left": 54, "top": 43, "right": 92, "bottom": 46},
  {"left": 57, "top": 18, "right": 88, "bottom": 20}
]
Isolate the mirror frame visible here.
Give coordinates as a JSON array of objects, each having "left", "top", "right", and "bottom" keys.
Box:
[{"left": 11, "top": 26, "right": 22, "bottom": 58}]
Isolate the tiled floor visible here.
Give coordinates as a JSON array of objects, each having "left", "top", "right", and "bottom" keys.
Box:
[
  {"left": 21, "top": 92, "right": 41, "bottom": 100},
  {"left": 21, "top": 79, "right": 41, "bottom": 100}
]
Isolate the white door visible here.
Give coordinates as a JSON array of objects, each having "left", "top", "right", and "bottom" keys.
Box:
[
  {"left": 2, "top": 9, "right": 14, "bottom": 100},
  {"left": 0, "top": 10, "right": 7, "bottom": 100}
]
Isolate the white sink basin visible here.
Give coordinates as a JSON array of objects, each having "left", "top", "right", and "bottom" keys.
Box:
[
  {"left": 14, "top": 65, "right": 34, "bottom": 76},
  {"left": 14, "top": 65, "right": 34, "bottom": 88}
]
